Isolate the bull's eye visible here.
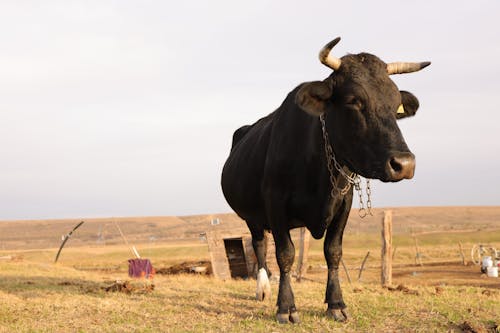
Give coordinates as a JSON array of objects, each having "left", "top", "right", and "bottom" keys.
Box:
[{"left": 344, "top": 96, "right": 363, "bottom": 110}]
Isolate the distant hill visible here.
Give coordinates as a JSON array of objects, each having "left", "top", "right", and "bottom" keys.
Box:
[{"left": 0, "top": 206, "right": 499, "bottom": 250}]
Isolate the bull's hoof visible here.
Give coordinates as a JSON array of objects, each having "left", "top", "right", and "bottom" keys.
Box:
[
  {"left": 289, "top": 311, "right": 300, "bottom": 324},
  {"left": 276, "top": 311, "right": 300, "bottom": 324},
  {"left": 276, "top": 313, "right": 289, "bottom": 324},
  {"left": 326, "top": 308, "right": 348, "bottom": 322}
]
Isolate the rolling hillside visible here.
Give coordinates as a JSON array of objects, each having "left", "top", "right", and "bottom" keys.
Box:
[{"left": 0, "top": 206, "right": 499, "bottom": 251}]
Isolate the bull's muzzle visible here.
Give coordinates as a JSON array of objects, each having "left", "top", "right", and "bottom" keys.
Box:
[{"left": 386, "top": 152, "right": 416, "bottom": 181}]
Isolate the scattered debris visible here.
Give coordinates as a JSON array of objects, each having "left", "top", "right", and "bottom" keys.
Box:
[
  {"left": 487, "top": 322, "right": 499, "bottom": 333},
  {"left": 57, "top": 279, "right": 155, "bottom": 294},
  {"left": 458, "top": 321, "right": 478, "bottom": 333},
  {"left": 386, "top": 284, "right": 420, "bottom": 296},
  {"left": 73, "top": 265, "right": 121, "bottom": 273},
  {"left": 155, "top": 261, "right": 212, "bottom": 275},
  {"left": 0, "top": 255, "right": 23, "bottom": 261},
  {"left": 353, "top": 287, "right": 363, "bottom": 293},
  {"left": 103, "top": 280, "right": 154, "bottom": 294},
  {"left": 58, "top": 281, "right": 78, "bottom": 286},
  {"left": 481, "top": 289, "right": 492, "bottom": 296},
  {"left": 53, "top": 280, "right": 101, "bottom": 293}
]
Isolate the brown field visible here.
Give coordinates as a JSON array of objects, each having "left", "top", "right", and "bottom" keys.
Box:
[{"left": 1, "top": 206, "right": 499, "bottom": 332}]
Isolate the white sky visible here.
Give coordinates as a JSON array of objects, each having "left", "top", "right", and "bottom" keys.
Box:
[{"left": 1, "top": 1, "right": 499, "bottom": 220}]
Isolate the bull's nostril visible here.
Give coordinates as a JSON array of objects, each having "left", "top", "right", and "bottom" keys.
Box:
[
  {"left": 390, "top": 158, "right": 403, "bottom": 173},
  {"left": 386, "top": 152, "right": 416, "bottom": 181}
]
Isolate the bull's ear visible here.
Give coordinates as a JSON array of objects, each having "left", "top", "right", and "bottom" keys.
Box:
[
  {"left": 397, "top": 91, "right": 419, "bottom": 119},
  {"left": 295, "top": 81, "right": 332, "bottom": 116}
]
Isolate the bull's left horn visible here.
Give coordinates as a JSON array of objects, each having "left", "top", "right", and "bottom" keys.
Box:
[
  {"left": 319, "top": 37, "right": 342, "bottom": 71},
  {"left": 386, "top": 61, "right": 431, "bottom": 75}
]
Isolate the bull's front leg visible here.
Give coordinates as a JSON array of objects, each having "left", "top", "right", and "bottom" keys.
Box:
[
  {"left": 265, "top": 190, "right": 299, "bottom": 324},
  {"left": 324, "top": 195, "right": 352, "bottom": 322}
]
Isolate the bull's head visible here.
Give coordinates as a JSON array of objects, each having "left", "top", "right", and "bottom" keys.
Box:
[{"left": 295, "top": 37, "right": 430, "bottom": 182}]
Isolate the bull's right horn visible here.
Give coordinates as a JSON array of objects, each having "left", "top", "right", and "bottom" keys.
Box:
[
  {"left": 319, "top": 37, "right": 342, "bottom": 71},
  {"left": 386, "top": 61, "right": 431, "bottom": 75}
]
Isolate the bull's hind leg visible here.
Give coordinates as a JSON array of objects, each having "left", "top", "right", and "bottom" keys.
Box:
[
  {"left": 273, "top": 229, "right": 299, "bottom": 324},
  {"left": 250, "top": 228, "right": 271, "bottom": 301},
  {"left": 324, "top": 196, "right": 352, "bottom": 322}
]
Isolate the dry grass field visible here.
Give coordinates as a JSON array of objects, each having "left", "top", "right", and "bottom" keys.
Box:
[{"left": 1, "top": 206, "right": 499, "bottom": 332}]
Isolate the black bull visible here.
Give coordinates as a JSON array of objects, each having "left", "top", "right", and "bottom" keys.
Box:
[{"left": 221, "top": 37, "right": 430, "bottom": 323}]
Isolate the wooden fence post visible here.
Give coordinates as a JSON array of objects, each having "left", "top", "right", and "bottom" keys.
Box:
[
  {"left": 413, "top": 235, "right": 423, "bottom": 266},
  {"left": 295, "top": 227, "right": 310, "bottom": 281},
  {"left": 381, "top": 210, "right": 393, "bottom": 287},
  {"left": 358, "top": 251, "right": 370, "bottom": 281},
  {"left": 340, "top": 258, "right": 352, "bottom": 285},
  {"left": 458, "top": 242, "right": 467, "bottom": 266}
]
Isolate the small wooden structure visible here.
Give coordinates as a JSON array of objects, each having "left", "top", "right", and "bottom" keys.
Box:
[
  {"left": 206, "top": 228, "right": 310, "bottom": 280},
  {"left": 206, "top": 231, "right": 276, "bottom": 280}
]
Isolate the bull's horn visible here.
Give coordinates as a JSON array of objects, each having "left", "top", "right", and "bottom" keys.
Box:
[
  {"left": 386, "top": 61, "right": 431, "bottom": 75},
  {"left": 319, "top": 37, "right": 342, "bottom": 71}
]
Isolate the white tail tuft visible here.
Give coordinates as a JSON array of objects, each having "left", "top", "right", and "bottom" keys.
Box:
[{"left": 256, "top": 268, "right": 271, "bottom": 301}]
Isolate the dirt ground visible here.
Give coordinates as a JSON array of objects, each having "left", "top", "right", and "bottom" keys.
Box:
[
  {"left": 150, "top": 258, "right": 500, "bottom": 292},
  {"left": 393, "top": 262, "right": 500, "bottom": 289},
  {"left": 301, "top": 261, "right": 500, "bottom": 293}
]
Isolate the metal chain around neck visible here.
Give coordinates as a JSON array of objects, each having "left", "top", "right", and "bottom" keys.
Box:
[{"left": 319, "top": 114, "right": 373, "bottom": 218}]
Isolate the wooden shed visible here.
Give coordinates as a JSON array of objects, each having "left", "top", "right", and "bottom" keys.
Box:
[{"left": 206, "top": 228, "right": 310, "bottom": 281}]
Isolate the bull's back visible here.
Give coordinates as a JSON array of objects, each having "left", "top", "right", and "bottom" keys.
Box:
[{"left": 221, "top": 114, "right": 274, "bottom": 220}]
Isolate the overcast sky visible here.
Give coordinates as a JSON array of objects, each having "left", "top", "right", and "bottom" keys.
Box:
[{"left": 1, "top": 1, "right": 499, "bottom": 220}]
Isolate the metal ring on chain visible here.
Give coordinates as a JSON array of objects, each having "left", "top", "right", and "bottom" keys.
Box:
[{"left": 319, "top": 114, "right": 373, "bottom": 218}]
